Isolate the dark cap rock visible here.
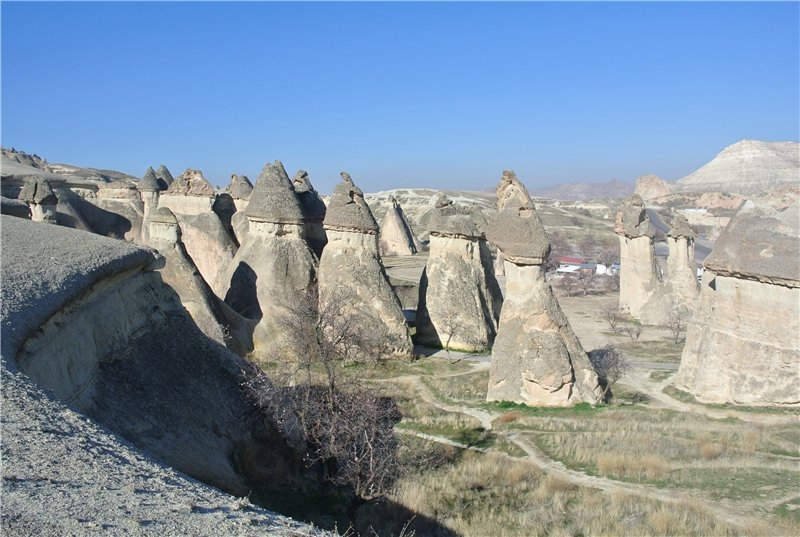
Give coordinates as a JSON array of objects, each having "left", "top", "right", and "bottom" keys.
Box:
[
  {"left": 19, "top": 177, "right": 58, "bottom": 205},
  {"left": 292, "top": 170, "right": 326, "bottom": 221},
  {"left": 155, "top": 165, "right": 174, "bottom": 188},
  {"left": 165, "top": 169, "right": 215, "bottom": 197},
  {"left": 323, "top": 172, "right": 378, "bottom": 232},
  {"left": 428, "top": 195, "right": 481, "bottom": 238},
  {"left": 668, "top": 213, "right": 696, "bottom": 239},
  {"left": 703, "top": 200, "right": 800, "bottom": 286},
  {"left": 149, "top": 206, "right": 179, "bottom": 225},
  {"left": 226, "top": 174, "right": 253, "bottom": 200},
  {"left": 139, "top": 167, "right": 161, "bottom": 192},
  {"left": 487, "top": 205, "right": 550, "bottom": 264},
  {"left": 614, "top": 194, "right": 653, "bottom": 238},
  {"left": 244, "top": 161, "right": 305, "bottom": 224}
]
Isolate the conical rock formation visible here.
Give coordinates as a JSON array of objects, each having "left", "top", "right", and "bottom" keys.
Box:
[
  {"left": 379, "top": 195, "right": 422, "bottom": 256},
  {"left": 218, "top": 161, "right": 317, "bottom": 356},
  {"left": 318, "top": 173, "right": 413, "bottom": 357},
  {"left": 415, "top": 195, "right": 501, "bottom": 352},
  {"left": 486, "top": 203, "right": 602, "bottom": 407},
  {"left": 292, "top": 169, "right": 327, "bottom": 258}
]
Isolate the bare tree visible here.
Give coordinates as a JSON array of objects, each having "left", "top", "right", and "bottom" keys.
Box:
[
  {"left": 558, "top": 274, "right": 579, "bottom": 297},
  {"left": 588, "top": 345, "right": 632, "bottom": 402},
  {"left": 576, "top": 271, "right": 595, "bottom": 296},
  {"left": 435, "top": 301, "right": 484, "bottom": 362},
  {"left": 243, "top": 288, "right": 401, "bottom": 519},
  {"left": 601, "top": 304, "right": 622, "bottom": 333},
  {"left": 624, "top": 320, "right": 643, "bottom": 343},
  {"left": 663, "top": 307, "right": 689, "bottom": 344}
]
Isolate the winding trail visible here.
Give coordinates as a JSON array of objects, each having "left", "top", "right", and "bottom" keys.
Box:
[{"left": 391, "top": 356, "right": 799, "bottom": 530}]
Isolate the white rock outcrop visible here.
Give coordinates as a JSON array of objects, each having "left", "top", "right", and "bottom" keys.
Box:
[
  {"left": 673, "top": 201, "right": 800, "bottom": 406},
  {"left": 379, "top": 195, "right": 422, "bottom": 256}
]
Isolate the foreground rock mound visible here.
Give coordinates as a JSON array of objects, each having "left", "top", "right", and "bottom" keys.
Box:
[
  {"left": 486, "top": 203, "right": 602, "bottom": 407},
  {"left": 673, "top": 201, "right": 800, "bottom": 405},
  {"left": 415, "top": 195, "right": 501, "bottom": 351},
  {"left": 219, "top": 161, "right": 318, "bottom": 356},
  {"left": 1, "top": 217, "right": 324, "bottom": 534},
  {"left": 320, "top": 174, "right": 413, "bottom": 357}
]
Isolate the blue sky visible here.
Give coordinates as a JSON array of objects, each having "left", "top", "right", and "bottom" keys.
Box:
[{"left": 2, "top": 1, "right": 798, "bottom": 194}]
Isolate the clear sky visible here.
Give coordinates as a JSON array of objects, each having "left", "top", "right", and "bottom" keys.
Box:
[{"left": 2, "top": 1, "right": 798, "bottom": 194}]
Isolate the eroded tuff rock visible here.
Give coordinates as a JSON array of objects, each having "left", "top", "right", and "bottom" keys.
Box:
[
  {"left": 496, "top": 169, "right": 533, "bottom": 210},
  {"left": 155, "top": 164, "right": 174, "bottom": 188},
  {"left": 379, "top": 195, "right": 422, "bottom": 256},
  {"left": 486, "top": 203, "right": 602, "bottom": 407},
  {"left": 614, "top": 194, "right": 665, "bottom": 323},
  {"left": 674, "top": 201, "right": 800, "bottom": 406},
  {"left": 293, "top": 169, "right": 328, "bottom": 258},
  {"left": 19, "top": 176, "right": 58, "bottom": 223},
  {"left": 415, "top": 195, "right": 501, "bottom": 352},
  {"left": 145, "top": 207, "right": 253, "bottom": 355},
  {"left": 219, "top": 161, "right": 317, "bottom": 356},
  {"left": 634, "top": 174, "right": 672, "bottom": 203},
  {"left": 665, "top": 214, "right": 700, "bottom": 312},
  {"left": 1, "top": 216, "right": 309, "bottom": 509},
  {"left": 225, "top": 173, "right": 254, "bottom": 245},
  {"left": 158, "top": 169, "right": 238, "bottom": 296},
  {"left": 319, "top": 174, "right": 413, "bottom": 357}
]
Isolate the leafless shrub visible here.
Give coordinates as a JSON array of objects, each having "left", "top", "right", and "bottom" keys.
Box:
[
  {"left": 588, "top": 345, "right": 632, "bottom": 401},
  {"left": 662, "top": 307, "right": 689, "bottom": 344},
  {"left": 558, "top": 275, "right": 579, "bottom": 297},
  {"left": 601, "top": 304, "right": 622, "bottom": 333},
  {"left": 243, "top": 288, "right": 402, "bottom": 517}
]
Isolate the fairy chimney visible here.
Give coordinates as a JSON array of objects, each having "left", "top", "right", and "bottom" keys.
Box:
[
  {"left": 415, "top": 195, "right": 502, "bottom": 352},
  {"left": 319, "top": 173, "right": 413, "bottom": 357},
  {"left": 486, "top": 202, "right": 602, "bottom": 407}
]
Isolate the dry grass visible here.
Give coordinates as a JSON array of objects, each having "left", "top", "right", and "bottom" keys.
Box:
[
  {"left": 387, "top": 450, "right": 799, "bottom": 537},
  {"left": 596, "top": 452, "right": 669, "bottom": 480}
]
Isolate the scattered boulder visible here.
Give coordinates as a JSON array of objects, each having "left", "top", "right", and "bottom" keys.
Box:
[
  {"left": 218, "top": 161, "right": 317, "bottom": 356},
  {"left": 415, "top": 195, "right": 501, "bottom": 352},
  {"left": 0, "top": 196, "right": 31, "bottom": 219},
  {"left": 673, "top": 201, "right": 800, "bottom": 405},
  {"left": 319, "top": 173, "right": 413, "bottom": 358},
  {"left": 292, "top": 169, "right": 328, "bottom": 258},
  {"left": 379, "top": 195, "right": 422, "bottom": 256},
  {"left": 486, "top": 202, "right": 602, "bottom": 407}
]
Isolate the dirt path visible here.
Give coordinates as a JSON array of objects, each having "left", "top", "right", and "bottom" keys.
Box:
[
  {"left": 395, "top": 359, "right": 777, "bottom": 531},
  {"left": 619, "top": 370, "right": 800, "bottom": 425}
]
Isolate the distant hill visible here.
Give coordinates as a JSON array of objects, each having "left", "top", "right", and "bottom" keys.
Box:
[
  {"left": 531, "top": 179, "right": 634, "bottom": 201},
  {"left": 674, "top": 140, "right": 799, "bottom": 194}
]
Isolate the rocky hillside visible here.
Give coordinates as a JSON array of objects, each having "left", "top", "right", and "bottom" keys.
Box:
[
  {"left": 531, "top": 179, "right": 634, "bottom": 201},
  {"left": 1, "top": 216, "right": 327, "bottom": 535},
  {"left": 674, "top": 140, "right": 799, "bottom": 194},
  {"left": 635, "top": 140, "right": 799, "bottom": 210}
]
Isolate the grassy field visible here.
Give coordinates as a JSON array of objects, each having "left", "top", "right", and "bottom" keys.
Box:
[{"left": 302, "top": 350, "right": 800, "bottom": 537}]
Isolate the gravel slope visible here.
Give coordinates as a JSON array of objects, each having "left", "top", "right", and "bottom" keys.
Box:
[{"left": 1, "top": 216, "right": 329, "bottom": 536}]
